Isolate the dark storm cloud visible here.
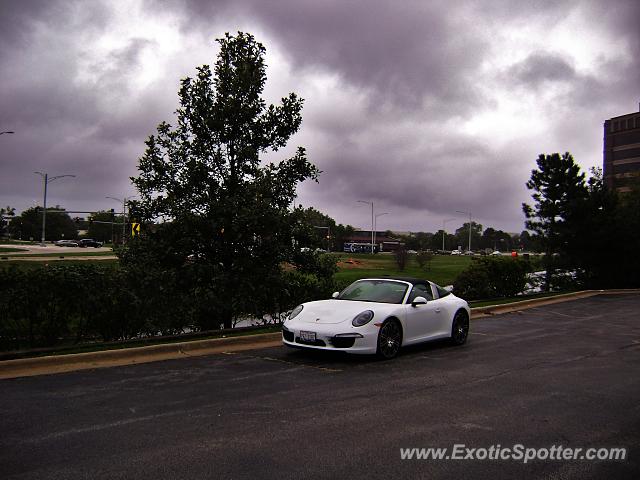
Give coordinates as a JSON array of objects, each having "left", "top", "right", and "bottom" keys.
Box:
[
  {"left": 160, "top": 0, "right": 492, "bottom": 115},
  {"left": 1, "top": 0, "right": 639, "bottom": 232},
  {"left": 0, "top": 1, "right": 170, "bottom": 215},
  {"left": 508, "top": 52, "right": 576, "bottom": 87}
]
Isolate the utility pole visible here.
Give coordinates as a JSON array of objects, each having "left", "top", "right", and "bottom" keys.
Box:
[
  {"left": 374, "top": 212, "right": 388, "bottom": 252},
  {"left": 34, "top": 172, "right": 76, "bottom": 246},
  {"left": 357, "top": 200, "right": 374, "bottom": 254},
  {"left": 107, "top": 195, "right": 137, "bottom": 246}
]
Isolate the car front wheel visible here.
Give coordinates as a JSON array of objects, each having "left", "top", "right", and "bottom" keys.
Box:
[
  {"left": 377, "top": 320, "right": 402, "bottom": 359},
  {"left": 450, "top": 311, "right": 469, "bottom": 345}
]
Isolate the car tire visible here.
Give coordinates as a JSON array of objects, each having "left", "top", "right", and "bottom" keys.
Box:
[
  {"left": 450, "top": 310, "right": 469, "bottom": 346},
  {"left": 376, "top": 319, "right": 402, "bottom": 360}
]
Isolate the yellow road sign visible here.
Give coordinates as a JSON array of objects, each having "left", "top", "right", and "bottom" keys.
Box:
[{"left": 131, "top": 222, "right": 140, "bottom": 236}]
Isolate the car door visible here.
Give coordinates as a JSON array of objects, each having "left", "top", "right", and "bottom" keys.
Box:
[{"left": 402, "top": 283, "right": 443, "bottom": 344}]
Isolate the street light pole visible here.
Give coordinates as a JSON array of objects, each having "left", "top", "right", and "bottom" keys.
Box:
[
  {"left": 107, "top": 195, "right": 137, "bottom": 246},
  {"left": 442, "top": 218, "right": 455, "bottom": 252},
  {"left": 374, "top": 212, "right": 388, "bottom": 252},
  {"left": 456, "top": 210, "right": 472, "bottom": 252},
  {"left": 34, "top": 172, "right": 76, "bottom": 246},
  {"left": 357, "top": 200, "right": 374, "bottom": 254}
]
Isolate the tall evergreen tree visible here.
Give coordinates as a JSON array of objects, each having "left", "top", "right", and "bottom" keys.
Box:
[{"left": 522, "top": 152, "right": 588, "bottom": 289}]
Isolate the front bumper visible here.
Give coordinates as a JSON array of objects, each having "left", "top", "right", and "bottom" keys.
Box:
[{"left": 282, "top": 325, "right": 377, "bottom": 354}]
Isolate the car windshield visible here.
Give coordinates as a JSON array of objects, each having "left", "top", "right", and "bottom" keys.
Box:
[{"left": 338, "top": 280, "right": 409, "bottom": 304}]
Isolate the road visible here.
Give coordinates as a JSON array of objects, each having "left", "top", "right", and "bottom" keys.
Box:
[
  {"left": 0, "top": 244, "right": 113, "bottom": 255},
  {"left": 0, "top": 243, "right": 116, "bottom": 262},
  {"left": 1, "top": 294, "right": 639, "bottom": 479}
]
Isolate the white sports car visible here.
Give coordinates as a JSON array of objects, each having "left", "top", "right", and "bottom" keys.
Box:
[{"left": 282, "top": 277, "right": 470, "bottom": 359}]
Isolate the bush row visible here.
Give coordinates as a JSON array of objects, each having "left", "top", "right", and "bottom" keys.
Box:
[
  {"left": 0, "top": 262, "right": 335, "bottom": 351},
  {"left": 453, "top": 257, "right": 531, "bottom": 300}
]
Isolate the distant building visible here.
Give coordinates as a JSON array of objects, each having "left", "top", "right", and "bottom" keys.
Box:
[
  {"left": 345, "top": 230, "right": 404, "bottom": 253},
  {"left": 603, "top": 105, "right": 640, "bottom": 192}
]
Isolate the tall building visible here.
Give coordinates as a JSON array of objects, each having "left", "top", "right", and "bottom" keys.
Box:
[{"left": 603, "top": 106, "right": 640, "bottom": 192}]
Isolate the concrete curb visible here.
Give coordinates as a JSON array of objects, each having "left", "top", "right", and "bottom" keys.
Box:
[
  {"left": 0, "top": 333, "right": 281, "bottom": 380},
  {"left": 1, "top": 289, "right": 639, "bottom": 380},
  {"left": 470, "top": 288, "right": 640, "bottom": 318}
]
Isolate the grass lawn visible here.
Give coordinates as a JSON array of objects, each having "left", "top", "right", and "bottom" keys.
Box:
[
  {"left": 0, "top": 247, "right": 28, "bottom": 253},
  {"left": 0, "top": 259, "right": 120, "bottom": 270},
  {"left": 3, "top": 250, "right": 116, "bottom": 257},
  {"left": 333, "top": 253, "right": 471, "bottom": 287}
]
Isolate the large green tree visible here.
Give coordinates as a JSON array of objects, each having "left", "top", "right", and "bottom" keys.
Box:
[
  {"left": 455, "top": 221, "right": 482, "bottom": 251},
  {"left": 522, "top": 152, "right": 588, "bottom": 289},
  {"left": 563, "top": 167, "right": 640, "bottom": 287},
  {"left": 129, "top": 32, "right": 319, "bottom": 328},
  {"left": 9, "top": 207, "right": 78, "bottom": 241}
]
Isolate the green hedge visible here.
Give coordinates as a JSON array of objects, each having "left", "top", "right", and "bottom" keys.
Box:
[
  {"left": 0, "top": 262, "right": 335, "bottom": 351},
  {"left": 453, "top": 257, "right": 530, "bottom": 300}
]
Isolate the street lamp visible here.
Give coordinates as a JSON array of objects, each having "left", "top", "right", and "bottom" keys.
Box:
[
  {"left": 106, "top": 195, "right": 138, "bottom": 246},
  {"left": 456, "top": 210, "right": 472, "bottom": 252},
  {"left": 357, "top": 200, "right": 374, "bottom": 254},
  {"left": 34, "top": 172, "right": 76, "bottom": 246},
  {"left": 442, "top": 218, "right": 456, "bottom": 252},
  {"left": 374, "top": 212, "right": 388, "bottom": 252}
]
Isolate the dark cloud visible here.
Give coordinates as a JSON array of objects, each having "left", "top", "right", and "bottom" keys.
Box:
[
  {"left": 1, "top": 0, "right": 639, "bottom": 233},
  {"left": 508, "top": 52, "right": 576, "bottom": 87},
  {"left": 161, "top": 0, "right": 492, "bottom": 115}
]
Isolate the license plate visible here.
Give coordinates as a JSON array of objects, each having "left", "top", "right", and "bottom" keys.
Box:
[{"left": 300, "top": 331, "right": 316, "bottom": 342}]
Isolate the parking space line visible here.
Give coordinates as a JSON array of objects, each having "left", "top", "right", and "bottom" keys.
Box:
[{"left": 221, "top": 351, "right": 343, "bottom": 373}]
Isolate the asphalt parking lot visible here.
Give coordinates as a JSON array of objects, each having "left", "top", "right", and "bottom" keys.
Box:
[{"left": 1, "top": 294, "right": 639, "bottom": 479}]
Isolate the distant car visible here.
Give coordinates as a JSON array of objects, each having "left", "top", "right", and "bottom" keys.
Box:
[
  {"left": 79, "top": 239, "right": 103, "bottom": 248},
  {"left": 491, "top": 250, "right": 502, "bottom": 256},
  {"left": 54, "top": 240, "right": 80, "bottom": 247},
  {"left": 464, "top": 250, "right": 474, "bottom": 256},
  {"left": 282, "top": 277, "right": 470, "bottom": 359},
  {"left": 450, "top": 249, "right": 462, "bottom": 255},
  {"left": 406, "top": 250, "right": 418, "bottom": 254}
]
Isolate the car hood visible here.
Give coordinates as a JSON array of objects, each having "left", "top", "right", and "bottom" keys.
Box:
[{"left": 294, "top": 299, "right": 397, "bottom": 324}]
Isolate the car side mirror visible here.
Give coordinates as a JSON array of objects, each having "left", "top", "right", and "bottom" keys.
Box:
[
  {"left": 411, "top": 296, "right": 427, "bottom": 307},
  {"left": 444, "top": 285, "right": 454, "bottom": 292},
  {"left": 332, "top": 291, "right": 339, "bottom": 298}
]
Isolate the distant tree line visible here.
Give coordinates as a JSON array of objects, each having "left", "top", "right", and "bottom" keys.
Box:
[{"left": 3, "top": 207, "right": 124, "bottom": 243}]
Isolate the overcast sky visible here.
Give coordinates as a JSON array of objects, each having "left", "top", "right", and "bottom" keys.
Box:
[{"left": 1, "top": 0, "right": 638, "bottom": 233}]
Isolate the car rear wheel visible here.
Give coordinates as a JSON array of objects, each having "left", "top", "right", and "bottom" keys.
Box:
[
  {"left": 450, "top": 311, "right": 469, "bottom": 345},
  {"left": 377, "top": 320, "right": 402, "bottom": 359}
]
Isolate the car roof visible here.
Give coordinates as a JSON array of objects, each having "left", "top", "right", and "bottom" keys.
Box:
[{"left": 357, "top": 277, "right": 430, "bottom": 286}]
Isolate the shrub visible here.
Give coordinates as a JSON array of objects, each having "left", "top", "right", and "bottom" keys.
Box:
[
  {"left": 0, "top": 252, "right": 339, "bottom": 351},
  {"left": 416, "top": 251, "right": 434, "bottom": 270},
  {"left": 453, "top": 257, "right": 530, "bottom": 300},
  {"left": 394, "top": 247, "right": 408, "bottom": 271}
]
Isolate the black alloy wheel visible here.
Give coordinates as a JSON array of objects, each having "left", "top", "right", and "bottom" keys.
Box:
[
  {"left": 450, "top": 311, "right": 469, "bottom": 345},
  {"left": 377, "top": 320, "right": 402, "bottom": 359}
]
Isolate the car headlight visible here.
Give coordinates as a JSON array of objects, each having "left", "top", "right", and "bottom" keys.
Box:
[
  {"left": 352, "top": 310, "right": 374, "bottom": 327},
  {"left": 288, "top": 305, "right": 304, "bottom": 321}
]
